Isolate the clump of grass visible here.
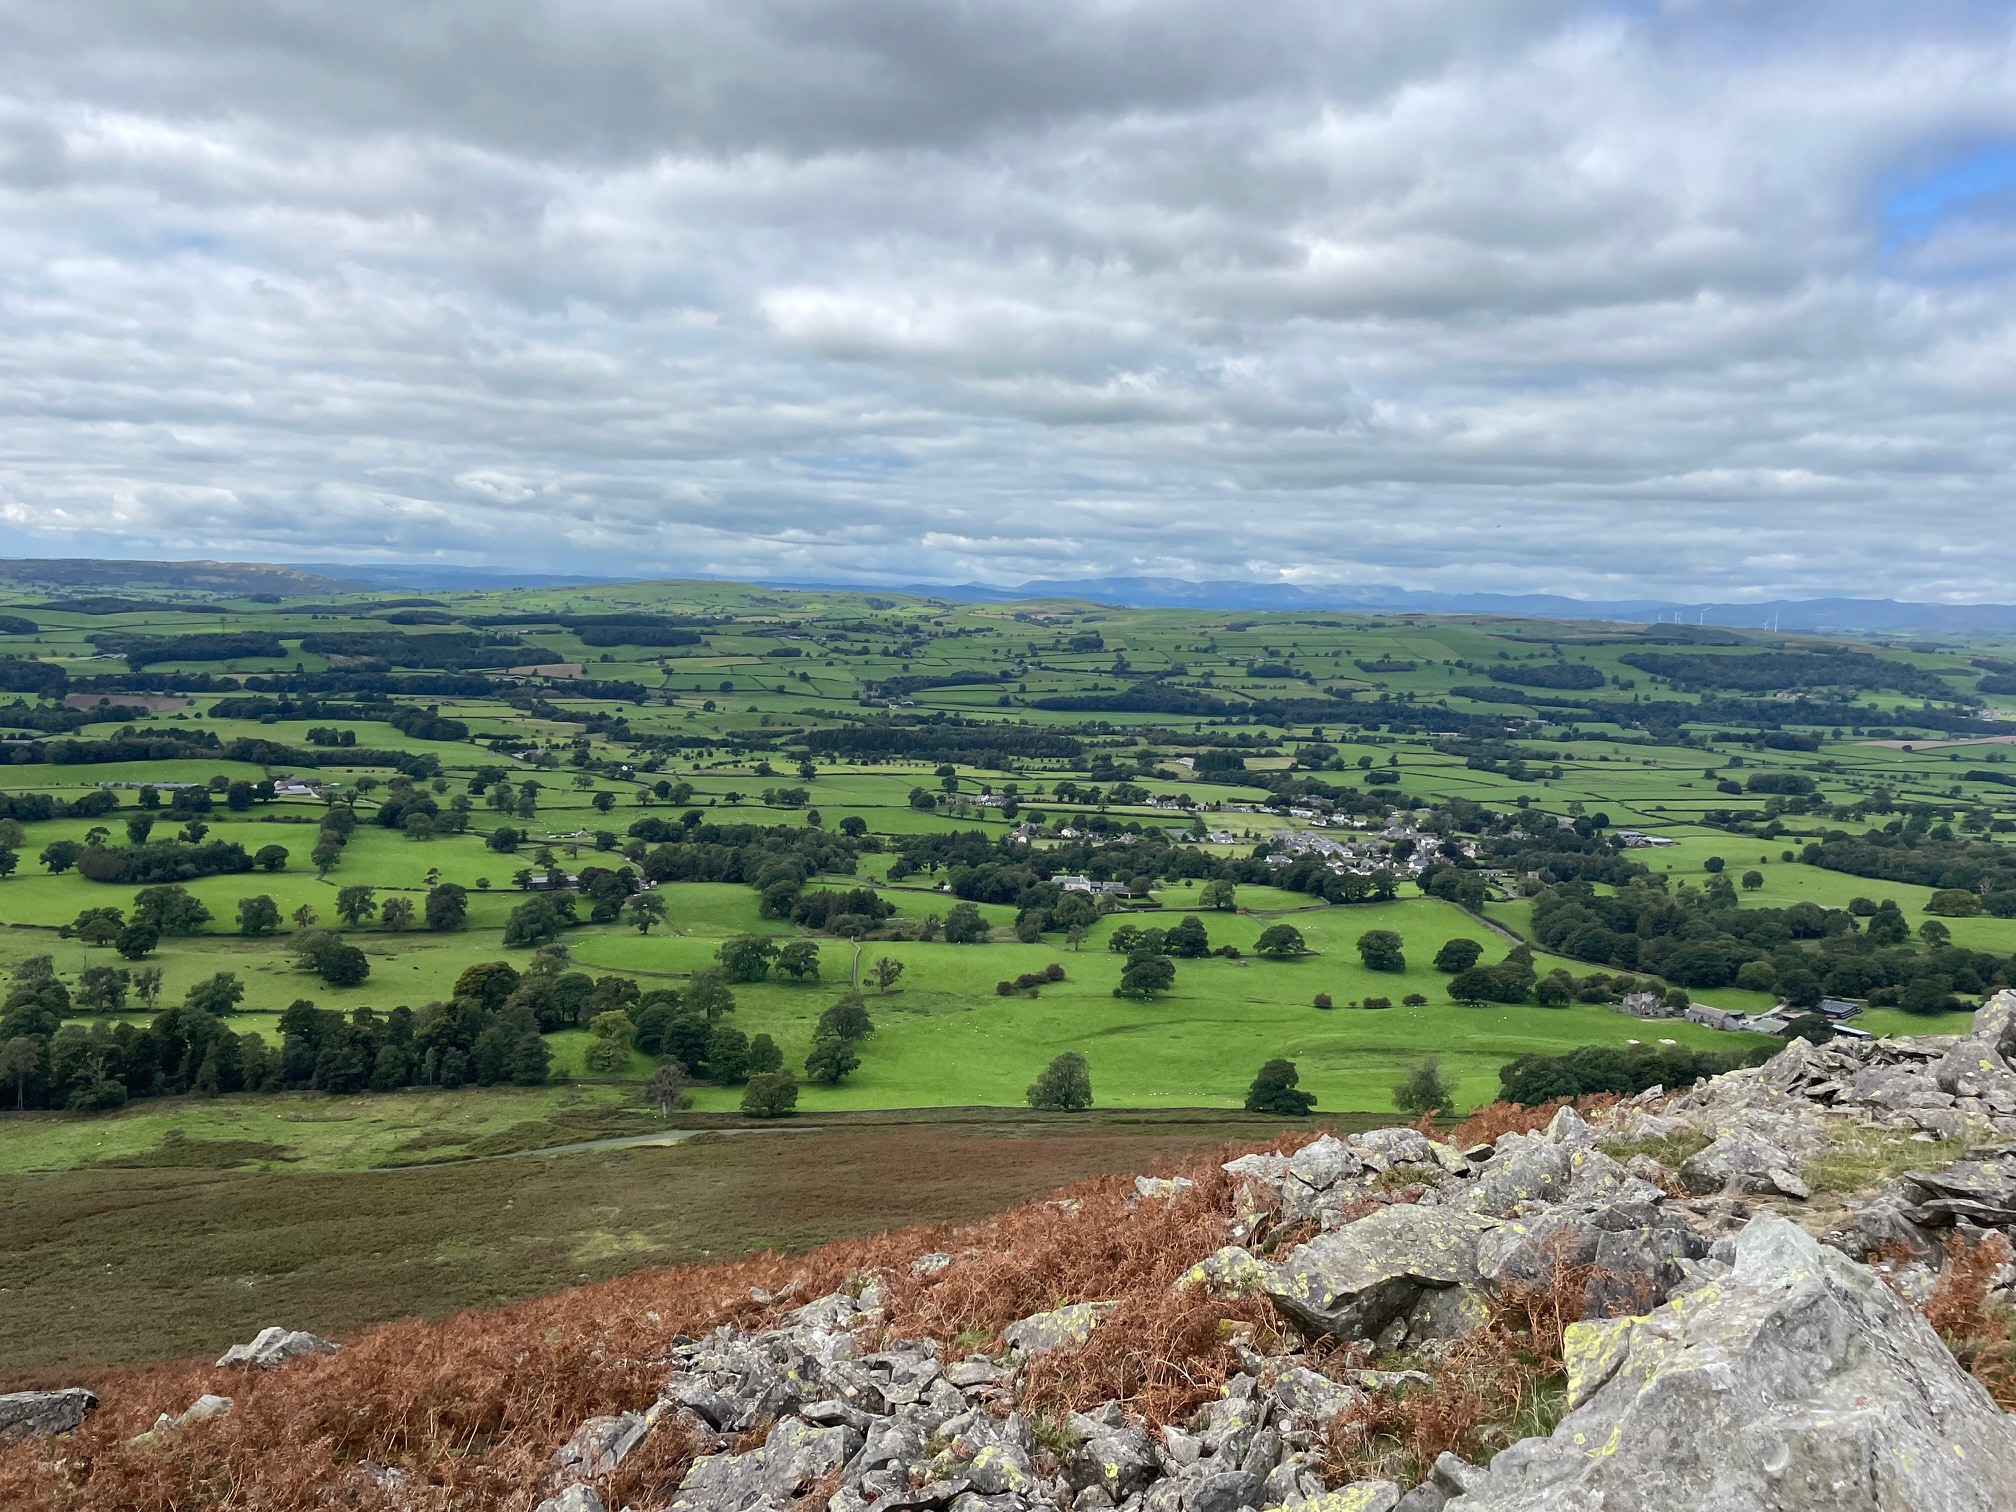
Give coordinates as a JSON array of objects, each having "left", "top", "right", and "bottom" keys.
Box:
[
  {"left": 1801, "top": 1128, "right": 1966, "bottom": 1198},
  {"left": 1597, "top": 1129, "right": 1711, "bottom": 1169}
]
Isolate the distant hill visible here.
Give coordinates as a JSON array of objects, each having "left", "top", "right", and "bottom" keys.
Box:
[
  {"left": 0, "top": 557, "right": 352, "bottom": 598},
  {"left": 279, "top": 563, "right": 622, "bottom": 591},
  {"left": 865, "top": 576, "right": 2016, "bottom": 634},
  {"left": 6, "top": 557, "right": 2016, "bottom": 632}
]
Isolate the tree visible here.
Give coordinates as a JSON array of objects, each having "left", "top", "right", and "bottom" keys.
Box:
[
  {"left": 683, "top": 967, "right": 737, "bottom": 1021},
  {"left": 1741, "top": 870, "right": 1765, "bottom": 892},
  {"left": 454, "top": 960, "right": 521, "bottom": 1011},
  {"left": 943, "top": 902, "right": 989, "bottom": 944},
  {"left": 1779, "top": 1011, "right": 1837, "bottom": 1045},
  {"left": 132, "top": 885, "right": 210, "bottom": 936},
  {"left": 68, "top": 907, "right": 125, "bottom": 950},
  {"left": 775, "top": 939, "right": 821, "bottom": 981},
  {"left": 717, "top": 933, "right": 780, "bottom": 982},
  {"left": 252, "top": 842, "right": 289, "bottom": 872},
  {"left": 237, "top": 894, "right": 282, "bottom": 936},
  {"left": 647, "top": 1061, "right": 691, "bottom": 1115},
  {"left": 1199, "top": 878, "right": 1238, "bottom": 911},
  {"left": 380, "top": 896, "right": 415, "bottom": 932},
  {"left": 38, "top": 840, "right": 81, "bottom": 874},
  {"left": 184, "top": 972, "right": 246, "bottom": 1016},
  {"left": 1392, "top": 1057, "right": 1455, "bottom": 1118},
  {"left": 1356, "top": 929, "right": 1406, "bottom": 972},
  {"left": 815, "top": 994, "right": 875, "bottom": 1044},
  {"left": 114, "top": 922, "right": 160, "bottom": 960},
  {"left": 1164, "top": 915, "right": 1211, "bottom": 958},
  {"left": 804, "top": 1033, "right": 860, "bottom": 1085},
  {"left": 0, "top": 1037, "right": 39, "bottom": 1111},
  {"left": 591, "top": 790, "right": 617, "bottom": 815},
  {"left": 425, "top": 883, "right": 469, "bottom": 930},
  {"left": 335, "top": 885, "right": 378, "bottom": 927},
  {"left": 74, "top": 965, "right": 129, "bottom": 1014},
  {"left": 1433, "top": 938, "right": 1484, "bottom": 974},
  {"left": 1253, "top": 924, "right": 1307, "bottom": 958},
  {"left": 747, "top": 1033, "right": 783, "bottom": 1075},
  {"left": 741, "top": 1071, "right": 799, "bottom": 1118},
  {"left": 585, "top": 1010, "right": 636, "bottom": 1073},
  {"left": 130, "top": 966, "right": 164, "bottom": 1008},
  {"left": 1026, "top": 1052, "right": 1093, "bottom": 1111},
  {"left": 1927, "top": 889, "right": 1984, "bottom": 918},
  {"left": 1113, "top": 953, "right": 1175, "bottom": 999},
  {"left": 626, "top": 890, "right": 668, "bottom": 935},
  {"left": 503, "top": 893, "right": 576, "bottom": 947},
  {"left": 870, "top": 955, "right": 905, "bottom": 994},
  {"left": 292, "top": 903, "right": 318, "bottom": 932},
  {"left": 1244, "top": 1058, "right": 1316, "bottom": 1116}
]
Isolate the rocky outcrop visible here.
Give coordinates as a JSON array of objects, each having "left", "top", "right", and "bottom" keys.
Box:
[
  {"left": 0, "top": 1389, "right": 96, "bottom": 1444},
  {"left": 1264, "top": 1206, "right": 1497, "bottom": 1347},
  {"left": 1444, "top": 1216, "right": 2016, "bottom": 1510},
  {"left": 215, "top": 1325, "right": 337, "bottom": 1369}
]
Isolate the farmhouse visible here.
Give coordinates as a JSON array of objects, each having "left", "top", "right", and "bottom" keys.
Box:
[
  {"left": 1684, "top": 1004, "right": 1749, "bottom": 1031},
  {"left": 1053, "top": 874, "right": 1129, "bottom": 897}
]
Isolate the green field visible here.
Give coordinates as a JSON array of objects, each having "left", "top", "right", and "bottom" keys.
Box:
[{"left": 3, "top": 575, "right": 2014, "bottom": 1367}]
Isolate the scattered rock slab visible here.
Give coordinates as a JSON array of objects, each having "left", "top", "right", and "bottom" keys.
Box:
[{"left": 0, "top": 1388, "right": 97, "bottom": 1444}]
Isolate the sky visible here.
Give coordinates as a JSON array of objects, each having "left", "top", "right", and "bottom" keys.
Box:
[{"left": 1, "top": 1, "right": 2014, "bottom": 601}]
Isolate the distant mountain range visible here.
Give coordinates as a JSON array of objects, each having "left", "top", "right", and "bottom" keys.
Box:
[
  {"left": 782, "top": 575, "right": 2016, "bottom": 635},
  {"left": 3, "top": 558, "right": 2015, "bottom": 634}
]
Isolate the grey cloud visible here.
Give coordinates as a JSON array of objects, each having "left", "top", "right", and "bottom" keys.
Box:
[{"left": 0, "top": 0, "right": 2014, "bottom": 599}]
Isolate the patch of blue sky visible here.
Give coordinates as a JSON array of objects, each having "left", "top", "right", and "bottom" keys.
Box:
[{"left": 1880, "top": 143, "right": 2016, "bottom": 271}]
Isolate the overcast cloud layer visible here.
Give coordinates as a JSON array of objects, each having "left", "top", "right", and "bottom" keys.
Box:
[{"left": 1, "top": 1, "right": 2014, "bottom": 599}]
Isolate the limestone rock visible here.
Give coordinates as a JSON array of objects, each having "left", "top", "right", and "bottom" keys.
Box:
[
  {"left": 670, "top": 1416, "right": 864, "bottom": 1512},
  {"left": 1001, "top": 1300, "right": 1116, "bottom": 1357},
  {"left": 1443, "top": 1214, "right": 2016, "bottom": 1510},
  {"left": 1179, "top": 1245, "right": 1269, "bottom": 1296},
  {"left": 0, "top": 1388, "right": 97, "bottom": 1443},
  {"left": 215, "top": 1325, "right": 338, "bottom": 1369},
  {"left": 1263, "top": 1206, "right": 1497, "bottom": 1345}
]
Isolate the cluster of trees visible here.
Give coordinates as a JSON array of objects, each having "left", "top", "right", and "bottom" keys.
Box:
[
  {"left": 1617, "top": 650, "right": 1957, "bottom": 700},
  {"left": 1801, "top": 827, "right": 2016, "bottom": 905},
  {"left": 0, "top": 950, "right": 571, "bottom": 1111},
  {"left": 1497, "top": 1042, "right": 1765, "bottom": 1105},
  {"left": 1529, "top": 876, "right": 2010, "bottom": 1014}
]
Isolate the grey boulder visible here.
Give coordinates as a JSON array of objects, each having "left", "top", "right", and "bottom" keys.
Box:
[
  {"left": 0, "top": 1388, "right": 97, "bottom": 1443},
  {"left": 1443, "top": 1214, "right": 2016, "bottom": 1510},
  {"left": 1263, "top": 1206, "right": 1496, "bottom": 1346},
  {"left": 216, "top": 1325, "right": 338, "bottom": 1369}
]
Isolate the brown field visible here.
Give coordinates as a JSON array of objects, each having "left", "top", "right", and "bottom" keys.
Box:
[{"left": 0, "top": 1112, "right": 1337, "bottom": 1380}]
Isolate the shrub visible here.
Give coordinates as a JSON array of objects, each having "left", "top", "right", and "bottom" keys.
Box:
[{"left": 1313, "top": 993, "right": 1333, "bottom": 1010}]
